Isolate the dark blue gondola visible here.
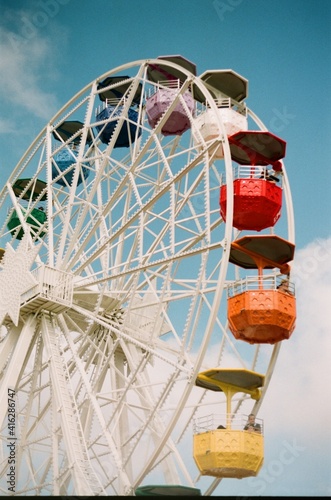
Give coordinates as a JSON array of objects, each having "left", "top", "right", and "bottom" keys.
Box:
[{"left": 95, "top": 76, "right": 142, "bottom": 147}]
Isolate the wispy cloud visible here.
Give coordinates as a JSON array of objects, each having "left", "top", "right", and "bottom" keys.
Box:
[
  {"left": 0, "top": 26, "right": 59, "bottom": 121},
  {"left": 0, "top": 118, "right": 17, "bottom": 135},
  {"left": 0, "top": 1, "right": 70, "bottom": 128}
]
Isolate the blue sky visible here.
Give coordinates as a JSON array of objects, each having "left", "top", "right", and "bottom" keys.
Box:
[{"left": 0, "top": 0, "right": 330, "bottom": 496}]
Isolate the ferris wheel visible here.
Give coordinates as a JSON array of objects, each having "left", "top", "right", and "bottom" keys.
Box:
[{"left": 0, "top": 56, "right": 295, "bottom": 496}]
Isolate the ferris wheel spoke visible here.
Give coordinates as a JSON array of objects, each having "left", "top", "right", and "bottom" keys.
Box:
[
  {"left": 40, "top": 314, "right": 105, "bottom": 495},
  {"left": 65, "top": 154, "right": 204, "bottom": 274},
  {"left": 57, "top": 317, "right": 136, "bottom": 491},
  {"left": 71, "top": 207, "right": 224, "bottom": 292}
]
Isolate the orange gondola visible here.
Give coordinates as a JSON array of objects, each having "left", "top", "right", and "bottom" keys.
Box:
[{"left": 227, "top": 235, "right": 296, "bottom": 344}]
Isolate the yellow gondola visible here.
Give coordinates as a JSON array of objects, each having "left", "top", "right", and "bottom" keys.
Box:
[{"left": 193, "top": 368, "right": 264, "bottom": 479}]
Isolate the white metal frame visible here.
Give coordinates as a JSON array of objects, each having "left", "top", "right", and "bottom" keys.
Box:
[{"left": 0, "top": 58, "right": 295, "bottom": 496}]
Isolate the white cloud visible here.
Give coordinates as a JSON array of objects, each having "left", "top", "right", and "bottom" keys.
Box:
[
  {"left": 263, "top": 237, "right": 331, "bottom": 428},
  {"left": 207, "top": 237, "right": 331, "bottom": 496},
  {"left": 245, "top": 237, "right": 331, "bottom": 495}
]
